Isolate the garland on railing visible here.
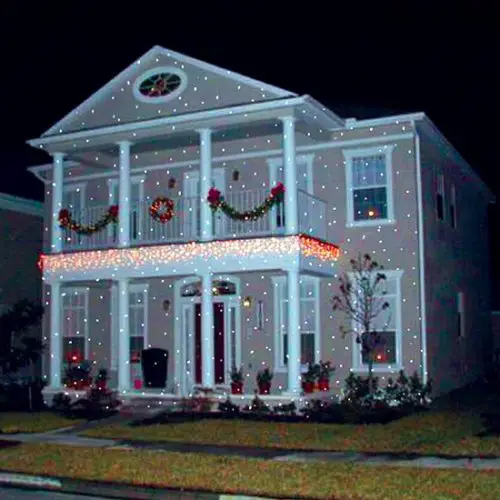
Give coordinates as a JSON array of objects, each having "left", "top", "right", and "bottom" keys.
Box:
[
  {"left": 58, "top": 206, "right": 119, "bottom": 235},
  {"left": 207, "top": 183, "right": 285, "bottom": 221}
]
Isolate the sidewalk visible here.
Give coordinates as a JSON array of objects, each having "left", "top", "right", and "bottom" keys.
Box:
[{"left": 3, "top": 427, "right": 500, "bottom": 470}]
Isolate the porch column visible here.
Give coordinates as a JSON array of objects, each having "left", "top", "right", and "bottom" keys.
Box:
[
  {"left": 51, "top": 152, "right": 65, "bottom": 253},
  {"left": 281, "top": 116, "right": 298, "bottom": 235},
  {"left": 198, "top": 128, "right": 213, "bottom": 241},
  {"left": 118, "top": 141, "right": 132, "bottom": 248},
  {"left": 49, "top": 281, "right": 62, "bottom": 389},
  {"left": 201, "top": 272, "right": 214, "bottom": 387},
  {"left": 286, "top": 268, "right": 301, "bottom": 395},
  {"left": 117, "top": 278, "right": 131, "bottom": 392}
]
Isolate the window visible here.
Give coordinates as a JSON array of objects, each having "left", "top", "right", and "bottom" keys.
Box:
[
  {"left": 61, "top": 288, "right": 89, "bottom": 363},
  {"left": 272, "top": 275, "right": 320, "bottom": 370},
  {"left": 343, "top": 146, "right": 394, "bottom": 226},
  {"left": 436, "top": 173, "right": 445, "bottom": 221},
  {"left": 352, "top": 270, "right": 403, "bottom": 371},
  {"left": 62, "top": 184, "right": 85, "bottom": 248},
  {"left": 450, "top": 184, "right": 457, "bottom": 229},
  {"left": 129, "top": 285, "right": 148, "bottom": 386},
  {"left": 457, "top": 292, "right": 465, "bottom": 338}
]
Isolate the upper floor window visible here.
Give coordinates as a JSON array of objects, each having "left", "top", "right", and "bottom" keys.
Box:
[
  {"left": 450, "top": 184, "right": 457, "bottom": 229},
  {"left": 343, "top": 146, "right": 395, "bottom": 226},
  {"left": 457, "top": 291, "right": 465, "bottom": 339},
  {"left": 436, "top": 173, "right": 445, "bottom": 221}
]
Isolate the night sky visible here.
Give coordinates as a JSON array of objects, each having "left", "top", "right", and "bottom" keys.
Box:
[{"left": 1, "top": 4, "right": 498, "bottom": 306}]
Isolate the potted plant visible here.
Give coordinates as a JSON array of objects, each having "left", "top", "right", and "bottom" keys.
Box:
[
  {"left": 256, "top": 367, "right": 273, "bottom": 395},
  {"left": 302, "top": 363, "right": 319, "bottom": 393},
  {"left": 64, "top": 360, "right": 92, "bottom": 390},
  {"left": 95, "top": 368, "right": 108, "bottom": 390},
  {"left": 230, "top": 365, "right": 244, "bottom": 394},
  {"left": 318, "top": 361, "right": 335, "bottom": 392}
]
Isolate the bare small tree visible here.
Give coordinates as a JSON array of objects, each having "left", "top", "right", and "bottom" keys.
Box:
[{"left": 332, "top": 253, "right": 390, "bottom": 395}]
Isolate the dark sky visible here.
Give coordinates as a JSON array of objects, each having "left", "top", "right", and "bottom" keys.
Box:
[{"left": 1, "top": 3, "right": 499, "bottom": 305}]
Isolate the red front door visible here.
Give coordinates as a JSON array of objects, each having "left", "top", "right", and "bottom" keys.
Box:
[{"left": 194, "top": 303, "right": 225, "bottom": 384}]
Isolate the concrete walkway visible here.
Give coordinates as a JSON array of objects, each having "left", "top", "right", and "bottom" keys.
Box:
[{"left": 3, "top": 427, "right": 500, "bottom": 470}]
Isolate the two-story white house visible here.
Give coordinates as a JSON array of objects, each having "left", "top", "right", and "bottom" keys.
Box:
[{"left": 28, "top": 45, "right": 494, "bottom": 403}]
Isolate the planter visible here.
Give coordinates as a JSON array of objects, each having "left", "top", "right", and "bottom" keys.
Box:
[
  {"left": 302, "top": 381, "right": 315, "bottom": 394},
  {"left": 318, "top": 379, "right": 330, "bottom": 392},
  {"left": 258, "top": 383, "right": 271, "bottom": 395},
  {"left": 231, "top": 381, "right": 243, "bottom": 394}
]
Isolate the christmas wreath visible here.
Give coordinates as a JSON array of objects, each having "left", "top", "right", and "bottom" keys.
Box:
[
  {"left": 59, "top": 205, "right": 118, "bottom": 235},
  {"left": 149, "top": 196, "right": 175, "bottom": 223},
  {"left": 207, "top": 182, "right": 285, "bottom": 221}
]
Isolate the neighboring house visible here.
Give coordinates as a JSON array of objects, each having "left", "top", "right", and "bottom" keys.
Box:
[
  {"left": 0, "top": 192, "right": 44, "bottom": 374},
  {"left": 28, "top": 45, "right": 494, "bottom": 401}
]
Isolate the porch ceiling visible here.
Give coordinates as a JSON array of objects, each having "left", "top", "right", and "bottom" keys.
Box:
[{"left": 39, "top": 235, "right": 340, "bottom": 283}]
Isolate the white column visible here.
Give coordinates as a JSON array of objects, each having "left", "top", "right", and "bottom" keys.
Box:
[
  {"left": 281, "top": 116, "right": 298, "bottom": 235},
  {"left": 117, "top": 278, "right": 130, "bottom": 392},
  {"left": 198, "top": 128, "right": 213, "bottom": 241},
  {"left": 118, "top": 141, "right": 132, "bottom": 248},
  {"left": 286, "top": 268, "right": 301, "bottom": 395},
  {"left": 51, "top": 152, "right": 65, "bottom": 253},
  {"left": 201, "top": 272, "right": 214, "bottom": 387},
  {"left": 49, "top": 281, "right": 62, "bottom": 389}
]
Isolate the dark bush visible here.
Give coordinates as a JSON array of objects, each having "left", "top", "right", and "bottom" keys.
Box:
[
  {"left": 0, "top": 378, "right": 46, "bottom": 411},
  {"left": 53, "top": 387, "right": 120, "bottom": 420}
]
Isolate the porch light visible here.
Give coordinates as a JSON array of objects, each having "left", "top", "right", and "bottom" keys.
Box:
[{"left": 242, "top": 296, "right": 253, "bottom": 309}]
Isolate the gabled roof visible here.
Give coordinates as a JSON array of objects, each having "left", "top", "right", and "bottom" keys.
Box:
[
  {"left": 43, "top": 45, "right": 297, "bottom": 137},
  {"left": 0, "top": 192, "right": 44, "bottom": 217}
]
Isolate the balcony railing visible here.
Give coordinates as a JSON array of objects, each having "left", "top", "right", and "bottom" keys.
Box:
[{"left": 61, "top": 189, "right": 326, "bottom": 252}]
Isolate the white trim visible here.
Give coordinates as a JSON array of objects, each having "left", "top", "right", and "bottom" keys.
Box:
[
  {"left": 132, "top": 66, "right": 188, "bottom": 104},
  {"left": 271, "top": 274, "right": 321, "bottom": 373},
  {"left": 61, "top": 286, "right": 90, "bottom": 359},
  {"left": 28, "top": 133, "right": 414, "bottom": 185},
  {"left": 350, "top": 269, "right": 404, "bottom": 373},
  {"left": 43, "top": 45, "right": 296, "bottom": 136},
  {"left": 343, "top": 145, "right": 395, "bottom": 227},
  {"left": 129, "top": 282, "right": 149, "bottom": 348},
  {"left": 345, "top": 113, "right": 426, "bottom": 129},
  {"left": 414, "top": 130, "right": 428, "bottom": 385},
  {"left": 174, "top": 275, "right": 241, "bottom": 396},
  {"left": 110, "top": 283, "right": 118, "bottom": 371},
  {"left": 0, "top": 192, "right": 43, "bottom": 217},
  {"left": 31, "top": 96, "right": 307, "bottom": 147}
]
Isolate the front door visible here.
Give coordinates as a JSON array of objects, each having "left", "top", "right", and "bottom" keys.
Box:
[{"left": 194, "top": 303, "right": 225, "bottom": 384}]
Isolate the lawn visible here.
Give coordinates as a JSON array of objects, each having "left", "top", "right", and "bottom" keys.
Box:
[
  {"left": 83, "top": 410, "right": 500, "bottom": 456},
  {"left": 0, "top": 412, "right": 80, "bottom": 434},
  {"left": 0, "top": 443, "right": 499, "bottom": 499}
]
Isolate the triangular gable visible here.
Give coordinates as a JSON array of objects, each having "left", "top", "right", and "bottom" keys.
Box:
[{"left": 43, "top": 45, "right": 296, "bottom": 137}]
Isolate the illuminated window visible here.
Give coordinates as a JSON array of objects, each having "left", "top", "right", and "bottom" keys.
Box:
[
  {"left": 343, "top": 146, "right": 394, "bottom": 225},
  {"left": 351, "top": 270, "right": 403, "bottom": 371}
]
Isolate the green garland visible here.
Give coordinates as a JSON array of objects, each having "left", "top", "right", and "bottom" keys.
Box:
[{"left": 207, "top": 183, "right": 285, "bottom": 221}]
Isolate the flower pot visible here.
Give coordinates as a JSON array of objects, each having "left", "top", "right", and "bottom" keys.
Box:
[
  {"left": 318, "top": 379, "right": 330, "bottom": 392},
  {"left": 134, "top": 378, "right": 143, "bottom": 390},
  {"left": 231, "top": 381, "right": 243, "bottom": 394},
  {"left": 302, "top": 381, "right": 315, "bottom": 393},
  {"left": 258, "top": 383, "right": 271, "bottom": 395}
]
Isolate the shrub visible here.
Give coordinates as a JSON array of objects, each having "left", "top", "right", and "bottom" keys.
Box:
[
  {"left": 0, "top": 378, "right": 47, "bottom": 412},
  {"left": 218, "top": 398, "right": 240, "bottom": 415},
  {"left": 53, "top": 387, "right": 120, "bottom": 420},
  {"left": 179, "top": 396, "right": 213, "bottom": 413},
  {"left": 385, "top": 370, "right": 432, "bottom": 408},
  {"left": 244, "top": 394, "right": 270, "bottom": 414}
]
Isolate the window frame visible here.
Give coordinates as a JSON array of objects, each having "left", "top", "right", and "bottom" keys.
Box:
[
  {"left": 436, "top": 173, "right": 445, "bottom": 222},
  {"left": 61, "top": 286, "right": 90, "bottom": 361},
  {"left": 350, "top": 269, "right": 404, "bottom": 373},
  {"left": 272, "top": 274, "right": 321, "bottom": 372},
  {"left": 457, "top": 291, "right": 465, "bottom": 339},
  {"left": 129, "top": 283, "right": 149, "bottom": 358},
  {"left": 450, "top": 184, "right": 457, "bottom": 229},
  {"left": 267, "top": 154, "right": 315, "bottom": 195},
  {"left": 343, "top": 145, "right": 395, "bottom": 227}
]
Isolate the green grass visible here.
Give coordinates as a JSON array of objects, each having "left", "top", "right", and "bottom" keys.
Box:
[
  {"left": 0, "top": 443, "right": 499, "bottom": 499},
  {"left": 83, "top": 410, "right": 496, "bottom": 456},
  {"left": 0, "top": 412, "right": 81, "bottom": 434}
]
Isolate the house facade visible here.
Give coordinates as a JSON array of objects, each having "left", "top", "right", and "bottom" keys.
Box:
[
  {"left": 0, "top": 192, "right": 44, "bottom": 373},
  {"left": 29, "top": 46, "right": 494, "bottom": 401}
]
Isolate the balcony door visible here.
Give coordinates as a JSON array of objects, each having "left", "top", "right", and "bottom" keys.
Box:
[
  {"left": 183, "top": 169, "right": 225, "bottom": 239},
  {"left": 108, "top": 177, "right": 144, "bottom": 243},
  {"left": 62, "top": 184, "right": 85, "bottom": 249}
]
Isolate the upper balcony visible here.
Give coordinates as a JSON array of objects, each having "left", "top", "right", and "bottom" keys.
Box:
[{"left": 61, "top": 188, "right": 326, "bottom": 252}]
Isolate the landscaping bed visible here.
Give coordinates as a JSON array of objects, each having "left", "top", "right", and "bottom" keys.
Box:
[
  {"left": 1, "top": 443, "right": 500, "bottom": 499},
  {"left": 0, "top": 412, "right": 81, "bottom": 434},
  {"left": 84, "top": 410, "right": 492, "bottom": 455}
]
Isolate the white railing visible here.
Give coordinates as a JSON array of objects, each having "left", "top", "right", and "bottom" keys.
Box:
[
  {"left": 298, "top": 189, "right": 326, "bottom": 241},
  {"left": 61, "top": 189, "right": 326, "bottom": 252}
]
